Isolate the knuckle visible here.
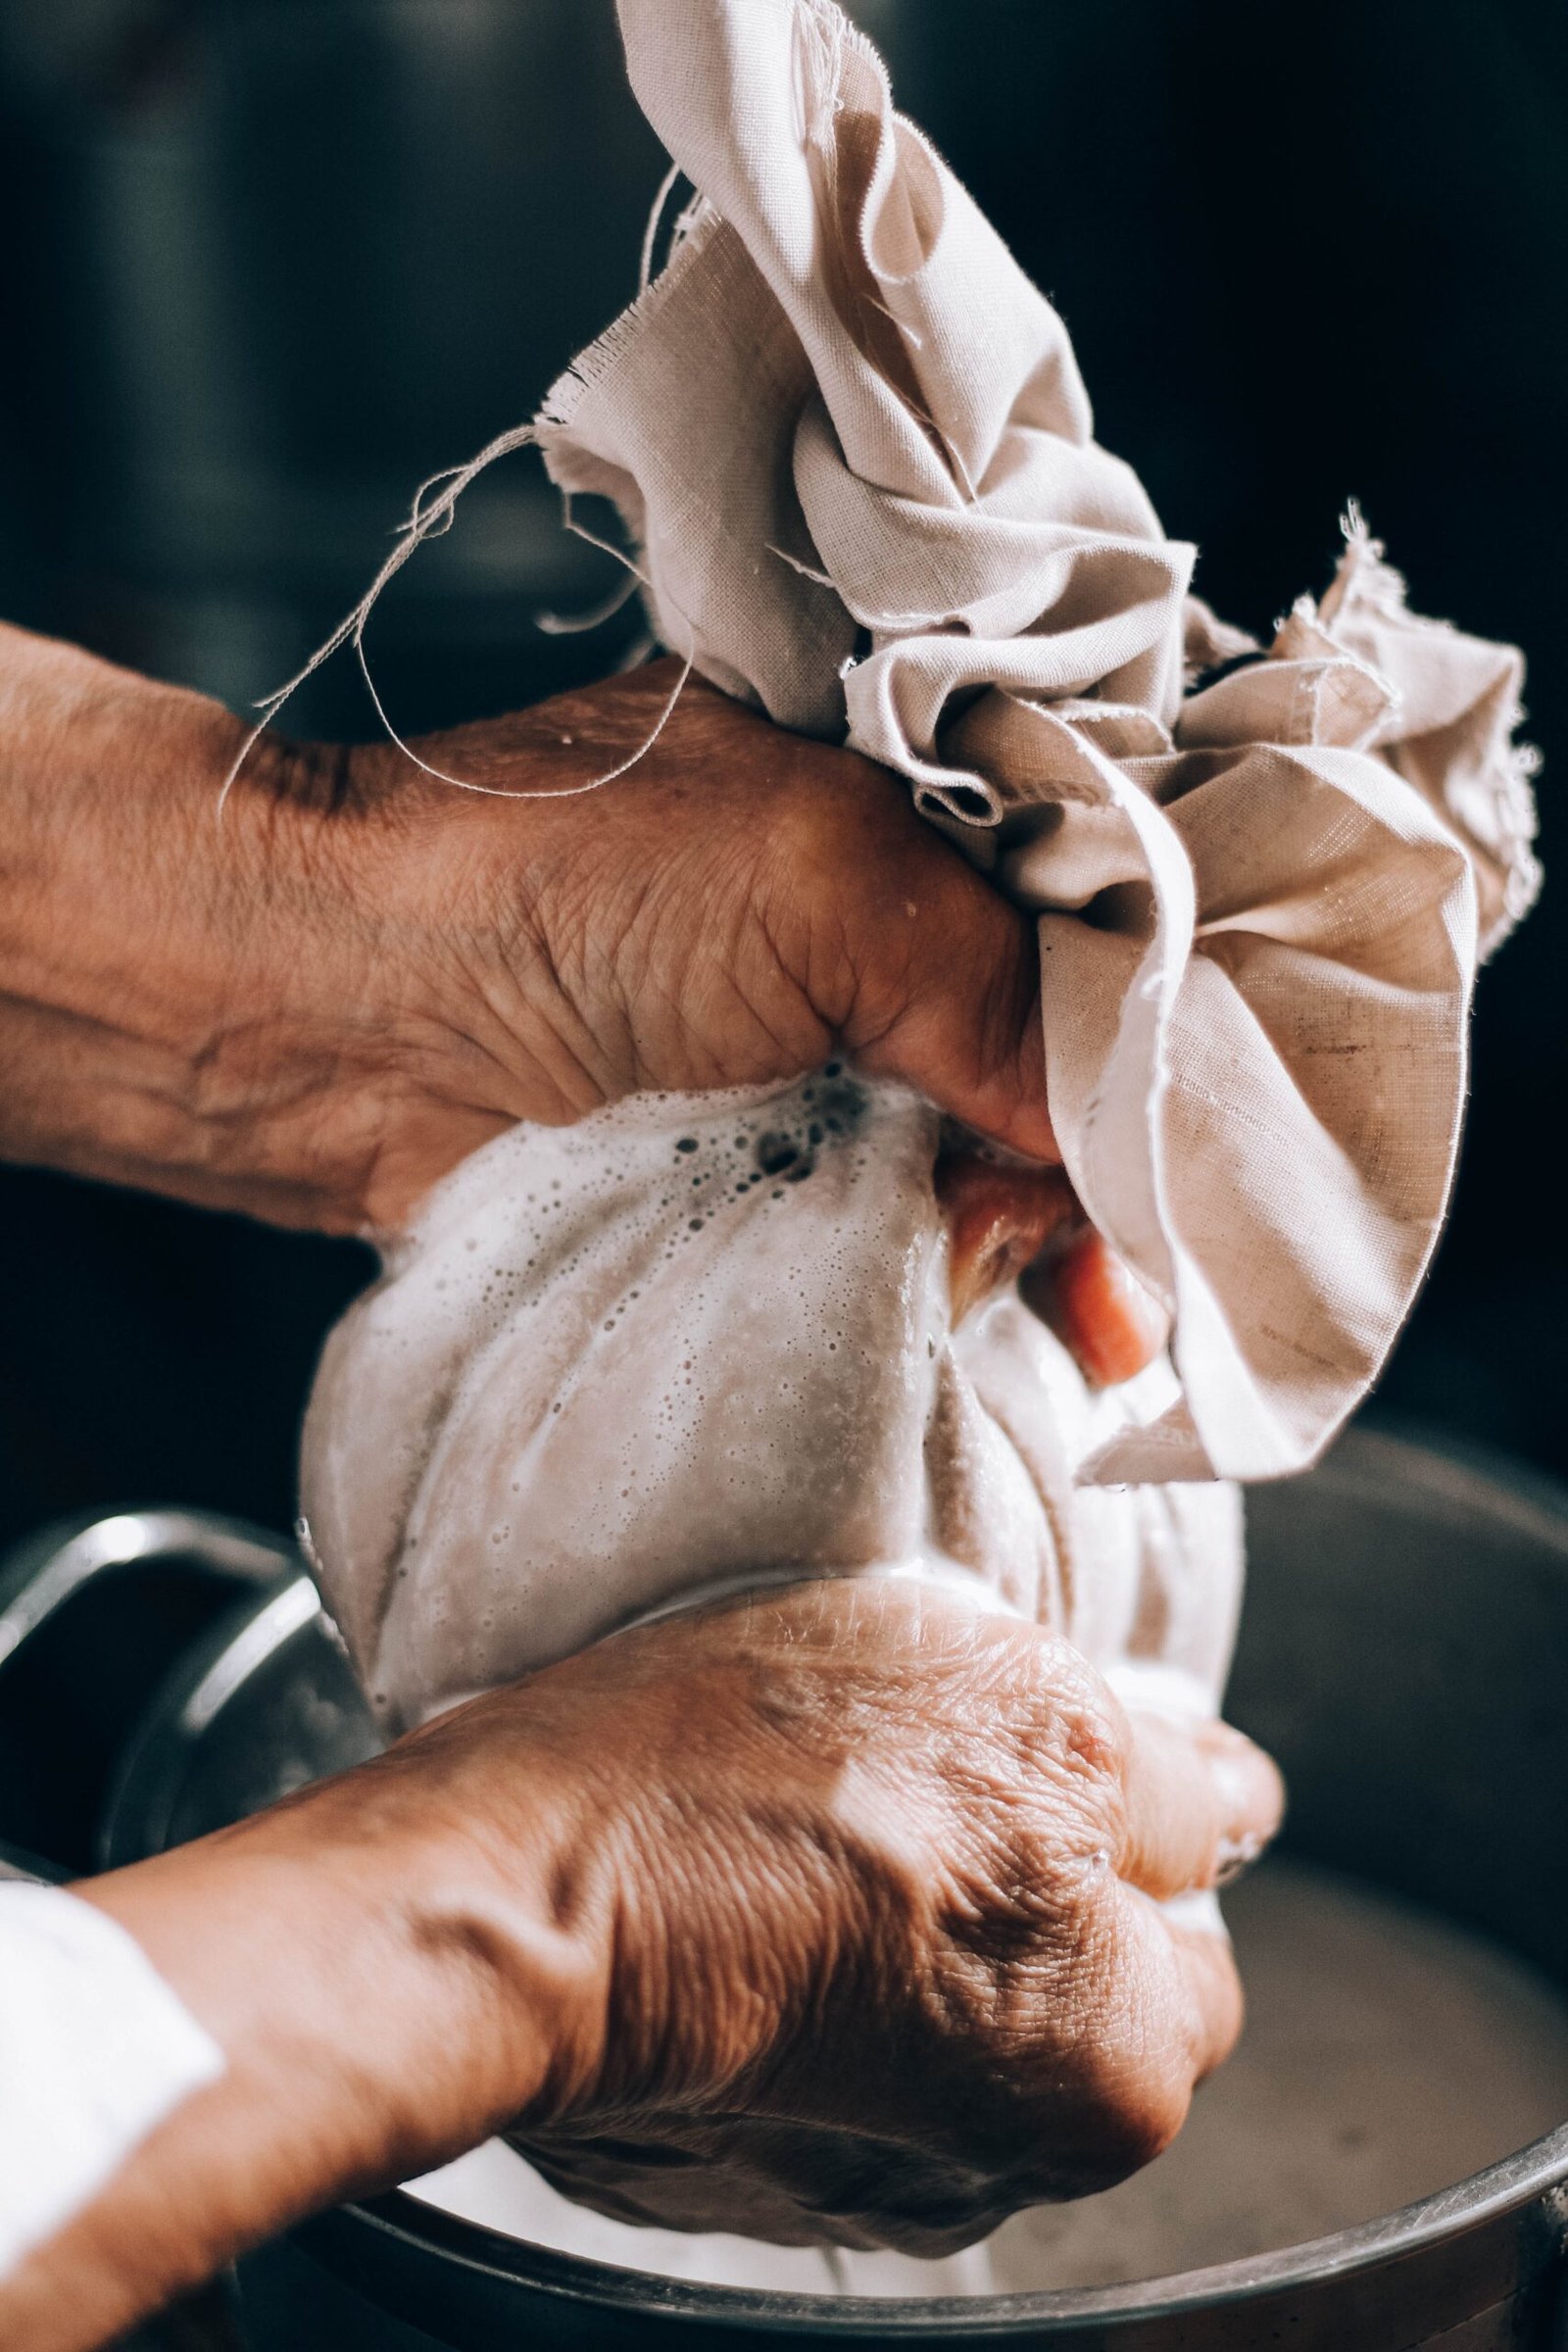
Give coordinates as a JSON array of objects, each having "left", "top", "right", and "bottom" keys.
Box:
[
  {"left": 941, "top": 1796, "right": 1096, "bottom": 1974},
  {"left": 919, "top": 1880, "right": 1201, "bottom": 2201},
  {"left": 1004, "top": 2016, "right": 1193, "bottom": 2202},
  {"left": 920, "top": 1645, "right": 1136, "bottom": 1960},
  {"left": 1094, "top": 2057, "right": 1193, "bottom": 2180},
  {"left": 1059, "top": 2004, "right": 1194, "bottom": 2188},
  {"left": 1009, "top": 1639, "right": 1129, "bottom": 1812}
]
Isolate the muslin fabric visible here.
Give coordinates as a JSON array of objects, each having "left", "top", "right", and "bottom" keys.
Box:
[
  {"left": 535, "top": 0, "right": 1539, "bottom": 1486},
  {"left": 302, "top": 1075, "right": 1242, "bottom": 1732}
]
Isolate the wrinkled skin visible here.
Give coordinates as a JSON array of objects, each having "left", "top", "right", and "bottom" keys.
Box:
[
  {"left": 16, "top": 1576, "right": 1283, "bottom": 2352},
  {"left": 494, "top": 1580, "right": 1276, "bottom": 2249},
  {"left": 341, "top": 657, "right": 1061, "bottom": 1209},
  {"left": 0, "top": 632, "right": 1054, "bottom": 1230}
]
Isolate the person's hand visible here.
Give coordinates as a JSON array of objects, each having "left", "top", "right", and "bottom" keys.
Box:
[
  {"left": 1, "top": 624, "right": 1167, "bottom": 1374},
  {"left": 5, "top": 1577, "right": 1281, "bottom": 2352},
  {"left": 494, "top": 1579, "right": 1278, "bottom": 2248},
  {"left": 331, "top": 657, "right": 1061, "bottom": 1215},
  {"left": 0, "top": 629, "right": 1053, "bottom": 1230}
]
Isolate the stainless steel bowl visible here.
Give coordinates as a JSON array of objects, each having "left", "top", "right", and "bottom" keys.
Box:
[{"left": 4, "top": 1427, "right": 1567, "bottom": 2348}]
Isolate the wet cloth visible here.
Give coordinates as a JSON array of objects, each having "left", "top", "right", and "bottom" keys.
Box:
[{"left": 302, "top": 1077, "right": 1242, "bottom": 1731}]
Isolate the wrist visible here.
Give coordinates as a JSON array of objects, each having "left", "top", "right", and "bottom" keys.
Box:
[
  {"left": 0, "top": 1713, "right": 615, "bottom": 2352},
  {"left": 47, "top": 1748, "right": 605, "bottom": 2326}
]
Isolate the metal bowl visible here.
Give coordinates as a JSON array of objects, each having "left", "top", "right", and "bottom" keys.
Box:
[{"left": 6, "top": 1426, "right": 1568, "bottom": 2348}]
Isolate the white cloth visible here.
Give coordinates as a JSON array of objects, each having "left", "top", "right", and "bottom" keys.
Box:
[
  {"left": 302, "top": 1075, "right": 1242, "bottom": 1732},
  {"left": 535, "top": 0, "right": 1539, "bottom": 1486},
  {"left": 0, "top": 1883, "right": 223, "bottom": 2280}
]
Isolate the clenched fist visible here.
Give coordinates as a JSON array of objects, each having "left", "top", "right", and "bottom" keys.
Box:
[{"left": 497, "top": 1579, "right": 1276, "bottom": 2249}]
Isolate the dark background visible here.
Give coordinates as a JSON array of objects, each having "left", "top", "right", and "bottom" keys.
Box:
[{"left": 0, "top": 0, "right": 1563, "bottom": 1555}]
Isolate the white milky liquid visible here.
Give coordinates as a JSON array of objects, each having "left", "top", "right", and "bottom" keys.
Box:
[{"left": 406, "top": 1857, "right": 1568, "bottom": 2298}]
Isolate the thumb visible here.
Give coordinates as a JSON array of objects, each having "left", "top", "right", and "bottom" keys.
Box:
[{"left": 840, "top": 852, "right": 1056, "bottom": 1161}]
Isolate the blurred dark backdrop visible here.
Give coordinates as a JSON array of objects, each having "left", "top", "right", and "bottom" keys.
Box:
[{"left": 0, "top": 0, "right": 1562, "bottom": 1552}]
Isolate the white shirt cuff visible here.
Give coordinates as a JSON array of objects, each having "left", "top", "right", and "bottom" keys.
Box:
[{"left": 0, "top": 1884, "right": 225, "bottom": 2279}]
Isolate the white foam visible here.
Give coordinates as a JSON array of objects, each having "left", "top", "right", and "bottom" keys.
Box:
[{"left": 301, "top": 1070, "right": 1241, "bottom": 1731}]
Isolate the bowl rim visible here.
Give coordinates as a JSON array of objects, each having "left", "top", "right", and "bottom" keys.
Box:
[
  {"left": 93, "top": 1426, "right": 1568, "bottom": 2326},
  {"left": 339, "top": 2116, "right": 1568, "bottom": 2332}
]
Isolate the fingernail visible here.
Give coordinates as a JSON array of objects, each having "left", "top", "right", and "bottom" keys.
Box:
[{"left": 1208, "top": 1739, "right": 1286, "bottom": 1874}]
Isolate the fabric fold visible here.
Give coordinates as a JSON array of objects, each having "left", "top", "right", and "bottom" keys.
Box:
[{"left": 537, "top": 0, "right": 1538, "bottom": 1482}]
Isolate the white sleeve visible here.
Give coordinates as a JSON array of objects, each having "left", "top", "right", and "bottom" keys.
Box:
[{"left": 0, "top": 1883, "right": 225, "bottom": 2280}]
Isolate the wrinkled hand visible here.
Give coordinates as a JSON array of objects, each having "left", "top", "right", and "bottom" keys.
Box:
[
  {"left": 355, "top": 666, "right": 1166, "bottom": 1375},
  {"left": 426, "top": 1578, "right": 1281, "bottom": 2250},
  {"left": 0, "top": 627, "right": 1051, "bottom": 1226},
  {"left": 4, "top": 627, "right": 1166, "bottom": 1373},
  {"left": 11, "top": 1580, "right": 1280, "bottom": 2349}
]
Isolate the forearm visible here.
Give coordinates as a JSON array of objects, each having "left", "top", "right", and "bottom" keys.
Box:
[
  {"left": 0, "top": 1757, "right": 601, "bottom": 2352},
  {"left": 0, "top": 623, "right": 395, "bottom": 1225},
  {"left": 0, "top": 626, "right": 1059, "bottom": 1237}
]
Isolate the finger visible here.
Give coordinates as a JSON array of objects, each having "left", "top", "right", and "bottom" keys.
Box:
[
  {"left": 935, "top": 1152, "right": 1078, "bottom": 1324},
  {"left": 1052, "top": 1884, "right": 1240, "bottom": 2187},
  {"left": 1022, "top": 1228, "right": 1171, "bottom": 1387},
  {"left": 1118, "top": 1711, "right": 1285, "bottom": 1900},
  {"left": 1109, "top": 1881, "right": 1246, "bottom": 2095}
]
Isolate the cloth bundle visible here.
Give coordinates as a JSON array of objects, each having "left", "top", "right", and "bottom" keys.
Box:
[
  {"left": 302, "top": 0, "right": 1536, "bottom": 1731},
  {"left": 303, "top": 1077, "right": 1241, "bottom": 1729}
]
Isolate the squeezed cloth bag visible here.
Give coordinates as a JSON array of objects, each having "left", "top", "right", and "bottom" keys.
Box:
[
  {"left": 298, "top": 2, "right": 1535, "bottom": 2245},
  {"left": 304, "top": 0, "right": 1535, "bottom": 1711},
  {"left": 303, "top": 1075, "right": 1242, "bottom": 1731}
]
